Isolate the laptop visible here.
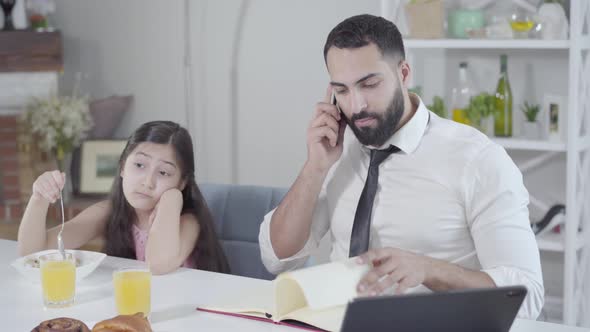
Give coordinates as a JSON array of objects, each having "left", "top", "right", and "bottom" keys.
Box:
[{"left": 341, "top": 286, "right": 527, "bottom": 332}]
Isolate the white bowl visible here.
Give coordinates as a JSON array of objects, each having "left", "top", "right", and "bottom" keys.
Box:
[{"left": 11, "top": 249, "right": 106, "bottom": 283}]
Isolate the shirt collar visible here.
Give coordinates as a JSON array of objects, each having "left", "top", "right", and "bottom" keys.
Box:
[{"left": 363, "top": 93, "right": 429, "bottom": 154}]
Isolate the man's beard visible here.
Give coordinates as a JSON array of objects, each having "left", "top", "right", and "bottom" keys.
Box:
[{"left": 343, "top": 88, "right": 405, "bottom": 147}]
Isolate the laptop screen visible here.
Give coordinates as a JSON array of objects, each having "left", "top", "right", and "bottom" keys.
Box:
[{"left": 341, "top": 286, "right": 527, "bottom": 332}]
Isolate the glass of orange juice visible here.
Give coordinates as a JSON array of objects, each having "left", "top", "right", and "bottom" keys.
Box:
[
  {"left": 113, "top": 268, "right": 151, "bottom": 317},
  {"left": 39, "top": 252, "right": 76, "bottom": 308}
]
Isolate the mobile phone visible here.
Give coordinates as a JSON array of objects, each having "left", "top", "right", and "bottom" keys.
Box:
[
  {"left": 331, "top": 91, "right": 345, "bottom": 146},
  {"left": 331, "top": 91, "right": 340, "bottom": 112}
]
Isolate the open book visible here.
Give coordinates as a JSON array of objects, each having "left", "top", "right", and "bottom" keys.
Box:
[{"left": 198, "top": 258, "right": 370, "bottom": 331}]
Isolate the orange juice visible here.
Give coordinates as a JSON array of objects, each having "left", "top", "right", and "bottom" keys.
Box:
[
  {"left": 113, "top": 269, "right": 151, "bottom": 316},
  {"left": 40, "top": 253, "right": 76, "bottom": 307}
]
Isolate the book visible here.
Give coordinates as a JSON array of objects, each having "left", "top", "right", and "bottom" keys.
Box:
[{"left": 198, "top": 258, "right": 370, "bottom": 332}]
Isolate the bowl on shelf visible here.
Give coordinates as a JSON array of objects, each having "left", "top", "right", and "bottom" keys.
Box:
[
  {"left": 449, "top": 9, "right": 485, "bottom": 39},
  {"left": 509, "top": 8, "right": 536, "bottom": 38}
]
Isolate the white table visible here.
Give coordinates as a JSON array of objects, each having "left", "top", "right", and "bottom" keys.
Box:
[{"left": 0, "top": 239, "right": 587, "bottom": 332}]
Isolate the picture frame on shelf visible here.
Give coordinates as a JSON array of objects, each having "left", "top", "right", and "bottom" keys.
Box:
[
  {"left": 79, "top": 140, "right": 126, "bottom": 195},
  {"left": 543, "top": 94, "right": 566, "bottom": 142}
]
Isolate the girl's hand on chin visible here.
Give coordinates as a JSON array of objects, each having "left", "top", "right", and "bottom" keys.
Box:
[
  {"left": 161, "top": 188, "right": 183, "bottom": 201},
  {"left": 149, "top": 189, "right": 183, "bottom": 226},
  {"left": 160, "top": 188, "right": 184, "bottom": 208}
]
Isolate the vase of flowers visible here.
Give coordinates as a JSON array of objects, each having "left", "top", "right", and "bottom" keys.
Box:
[
  {"left": 25, "top": 0, "right": 55, "bottom": 31},
  {"left": 21, "top": 94, "right": 93, "bottom": 203}
]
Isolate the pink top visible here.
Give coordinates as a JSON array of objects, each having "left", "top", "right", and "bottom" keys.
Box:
[{"left": 132, "top": 224, "right": 195, "bottom": 269}]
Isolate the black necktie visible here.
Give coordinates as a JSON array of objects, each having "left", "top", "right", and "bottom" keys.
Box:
[{"left": 349, "top": 145, "right": 400, "bottom": 257}]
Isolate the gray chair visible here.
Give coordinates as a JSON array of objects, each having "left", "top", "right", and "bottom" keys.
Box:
[{"left": 199, "top": 183, "right": 287, "bottom": 280}]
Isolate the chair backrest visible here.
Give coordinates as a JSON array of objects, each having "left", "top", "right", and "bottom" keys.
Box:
[{"left": 199, "top": 183, "right": 287, "bottom": 280}]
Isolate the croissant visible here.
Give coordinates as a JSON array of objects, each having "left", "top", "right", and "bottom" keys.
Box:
[
  {"left": 91, "top": 313, "right": 152, "bottom": 332},
  {"left": 31, "top": 317, "right": 90, "bottom": 332}
]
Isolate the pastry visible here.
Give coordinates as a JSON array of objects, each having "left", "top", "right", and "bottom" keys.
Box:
[
  {"left": 31, "top": 317, "right": 90, "bottom": 332},
  {"left": 92, "top": 313, "right": 152, "bottom": 332}
]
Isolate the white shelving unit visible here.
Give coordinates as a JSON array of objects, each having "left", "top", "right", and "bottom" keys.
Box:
[
  {"left": 493, "top": 138, "right": 567, "bottom": 152},
  {"left": 405, "top": 39, "right": 570, "bottom": 49},
  {"left": 536, "top": 231, "right": 585, "bottom": 253},
  {"left": 382, "top": 0, "right": 590, "bottom": 326}
]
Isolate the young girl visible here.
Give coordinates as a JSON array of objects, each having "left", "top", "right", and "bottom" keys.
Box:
[{"left": 17, "top": 121, "right": 230, "bottom": 275}]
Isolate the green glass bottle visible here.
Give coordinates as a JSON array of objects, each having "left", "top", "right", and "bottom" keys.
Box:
[{"left": 494, "top": 54, "right": 513, "bottom": 137}]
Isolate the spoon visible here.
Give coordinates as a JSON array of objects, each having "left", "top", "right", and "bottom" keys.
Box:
[{"left": 57, "top": 190, "right": 66, "bottom": 260}]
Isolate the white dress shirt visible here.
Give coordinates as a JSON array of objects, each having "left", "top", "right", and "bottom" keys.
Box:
[{"left": 259, "top": 95, "right": 544, "bottom": 319}]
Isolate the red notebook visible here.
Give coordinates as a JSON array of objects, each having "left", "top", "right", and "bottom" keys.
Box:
[
  {"left": 197, "top": 259, "right": 370, "bottom": 332},
  {"left": 197, "top": 307, "right": 325, "bottom": 331}
]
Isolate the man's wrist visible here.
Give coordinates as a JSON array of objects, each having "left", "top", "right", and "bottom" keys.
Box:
[
  {"left": 423, "top": 255, "right": 443, "bottom": 289},
  {"left": 303, "top": 160, "right": 331, "bottom": 179}
]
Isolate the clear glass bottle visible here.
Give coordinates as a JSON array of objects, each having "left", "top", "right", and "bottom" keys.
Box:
[
  {"left": 494, "top": 54, "right": 513, "bottom": 137},
  {"left": 451, "top": 62, "right": 476, "bottom": 125}
]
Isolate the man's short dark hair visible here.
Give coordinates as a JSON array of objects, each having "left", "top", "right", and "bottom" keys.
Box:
[{"left": 323, "top": 14, "right": 405, "bottom": 63}]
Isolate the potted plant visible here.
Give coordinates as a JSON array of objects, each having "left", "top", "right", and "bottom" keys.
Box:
[
  {"left": 26, "top": 0, "right": 56, "bottom": 31},
  {"left": 465, "top": 92, "right": 495, "bottom": 135},
  {"left": 427, "top": 95, "right": 447, "bottom": 118},
  {"left": 521, "top": 101, "right": 541, "bottom": 139},
  {"left": 20, "top": 94, "right": 93, "bottom": 202}
]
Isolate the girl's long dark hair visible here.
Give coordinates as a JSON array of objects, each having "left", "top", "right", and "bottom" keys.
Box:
[{"left": 103, "top": 121, "right": 230, "bottom": 273}]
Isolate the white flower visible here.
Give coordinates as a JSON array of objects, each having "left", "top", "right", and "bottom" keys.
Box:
[{"left": 21, "top": 94, "right": 93, "bottom": 156}]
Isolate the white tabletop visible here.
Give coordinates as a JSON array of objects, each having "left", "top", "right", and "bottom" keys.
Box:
[{"left": 0, "top": 239, "right": 587, "bottom": 332}]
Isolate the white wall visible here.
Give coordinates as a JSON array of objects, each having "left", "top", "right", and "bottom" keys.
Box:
[
  {"left": 193, "top": 0, "right": 382, "bottom": 185},
  {"left": 53, "top": 0, "right": 188, "bottom": 140},
  {"left": 50, "top": 0, "right": 382, "bottom": 185}
]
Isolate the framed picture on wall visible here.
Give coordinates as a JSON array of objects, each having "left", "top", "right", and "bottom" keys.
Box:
[
  {"left": 79, "top": 140, "right": 127, "bottom": 194},
  {"left": 543, "top": 94, "right": 566, "bottom": 142}
]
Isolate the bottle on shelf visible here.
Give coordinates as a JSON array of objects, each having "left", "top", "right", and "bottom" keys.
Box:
[
  {"left": 451, "top": 61, "right": 477, "bottom": 125},
  {"left": 494, "top": 54, "right": 513, "bottom": 137}
]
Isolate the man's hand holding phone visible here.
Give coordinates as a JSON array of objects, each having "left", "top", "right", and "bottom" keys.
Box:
[{"left": 306, "top": 87, "right": 346, "bottom": 173}]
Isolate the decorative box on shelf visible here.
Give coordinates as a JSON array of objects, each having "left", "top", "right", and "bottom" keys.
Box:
[{"left": 404, "top": 0, "right": 444, "bottom": 39}]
